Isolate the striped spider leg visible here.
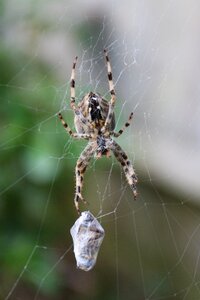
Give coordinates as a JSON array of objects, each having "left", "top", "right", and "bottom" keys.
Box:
[
  {"left": 58, "top": 113, "right": 91, "bottom": 139},
  {"left": 112, "top": 112, "right": 134, "bottom": 137},
  {"left": 110, "top": 140, "right": 138, "bottom": 199},
  {"left": 58, "top": 112, "right": 96, "bottom": 214},
  {"left": 101, "top": 49, "right": 116, "bottom": 133},
  {"left": 60, "top": 55, "right": 92, "bottom": 130},
  {"left": 70, "top": 55, "right": 78, "bottom": 111},
  {"left": 74, "top": 143, "right": 96, "bottom": 214}
]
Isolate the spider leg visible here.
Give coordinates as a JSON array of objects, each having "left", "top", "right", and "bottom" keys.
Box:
[
  {"left": 111, "top": 140, "right": 138, "bottom": 199},
  {"left": 58, "top": 113, "right": 91, "bottom": 139},
  {"left": 70, "top": 56, "right": 78, "bottom": 111},
  {"left": 102, "top": 49, "right": 116, "bottom": 132},
  {"left": 75, "top": 143, "right": 96, "bottom": 214},
  {"left": 69, "top": 58, "right": 94, "bottom": 131},
  {"left": 112, "top": 112, "right": 134, "bottom": 137}
]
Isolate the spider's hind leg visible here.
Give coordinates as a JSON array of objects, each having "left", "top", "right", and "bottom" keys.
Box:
[
  {"left": 74, "top": 143, "right": 96, "bottom": 213},
  {"left": 111, "top": 140, "right": 138, "bottom": 199}
]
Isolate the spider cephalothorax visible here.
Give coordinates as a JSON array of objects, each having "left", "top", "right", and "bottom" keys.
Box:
[
  {"left": 58, "top": 49, "right": 138, "bottom": 213},
  {"left": 96, "top": 135, "right": 111, "bottom": 157}
]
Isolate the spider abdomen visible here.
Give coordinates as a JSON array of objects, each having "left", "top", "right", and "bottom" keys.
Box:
[{"left": 75, "top": 92, "right": 115, "bottom": 135}]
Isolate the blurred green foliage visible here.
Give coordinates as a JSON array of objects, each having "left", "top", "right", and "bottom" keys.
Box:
[{"left": 0, "top": 45, "right": 74, "bottom": 297}]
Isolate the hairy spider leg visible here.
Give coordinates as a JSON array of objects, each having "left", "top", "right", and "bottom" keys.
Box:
[
  {"left": 70, "top": 56, "right": 78, "bottom": 111},
  {"left": 75, "top": 143, "right": 96, "bottom": 213},
  {"left": 111, "top": 140, "right": 138, "bottom": 199},
  {"left": 70, "top": 57, "right": 94, "bottom": 131},
  {"left": 102, "top": 49, "right": 116, "bottom": 131},
  {"left": 58, "top": 113, "right": 91, "bottom": 139},
  {"left": 112, "top": 112, "right": 134, "bottom": 137}
]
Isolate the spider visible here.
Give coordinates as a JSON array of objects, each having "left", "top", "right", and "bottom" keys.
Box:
[{"left": 58, "top": 49, "right": 138, "bottom": 213}]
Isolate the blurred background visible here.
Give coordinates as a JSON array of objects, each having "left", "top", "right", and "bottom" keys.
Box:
[{"left": 1, "top": 0, "right": 200, "bottom": 299}]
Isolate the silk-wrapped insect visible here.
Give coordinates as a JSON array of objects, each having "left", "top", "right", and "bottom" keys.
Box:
[{"left": 70, "top": 211, "right": 105, "bottom": 271}]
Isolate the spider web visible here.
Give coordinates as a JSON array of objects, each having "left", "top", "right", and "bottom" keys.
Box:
[{"left": 1, "top": 0, "right": 200, "bottom": 299}]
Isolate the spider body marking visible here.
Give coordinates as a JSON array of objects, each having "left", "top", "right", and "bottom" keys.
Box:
[
  {"left": 75, "top": 92, "right": 115, "bottom": 135},
  {"left": 58, "top": 50, "right": 137, "bottom": 213}
]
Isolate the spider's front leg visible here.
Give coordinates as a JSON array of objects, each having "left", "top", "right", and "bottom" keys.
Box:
[
  {"left": 74, "top": 143, "right": 96, "bottom": 214},
  {"left": 70, "top": 56, "right": 78, "bottom": 111},
  {"left": 111, "top": 140, "right": 138, "bottom": 199},
  {"left": 102, "top": 49, "right": 116, "bottom": 133}
]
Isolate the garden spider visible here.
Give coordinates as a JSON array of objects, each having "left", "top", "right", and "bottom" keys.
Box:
[{"left": 58, "top": 49, "right": 138, "bottom": 213}]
